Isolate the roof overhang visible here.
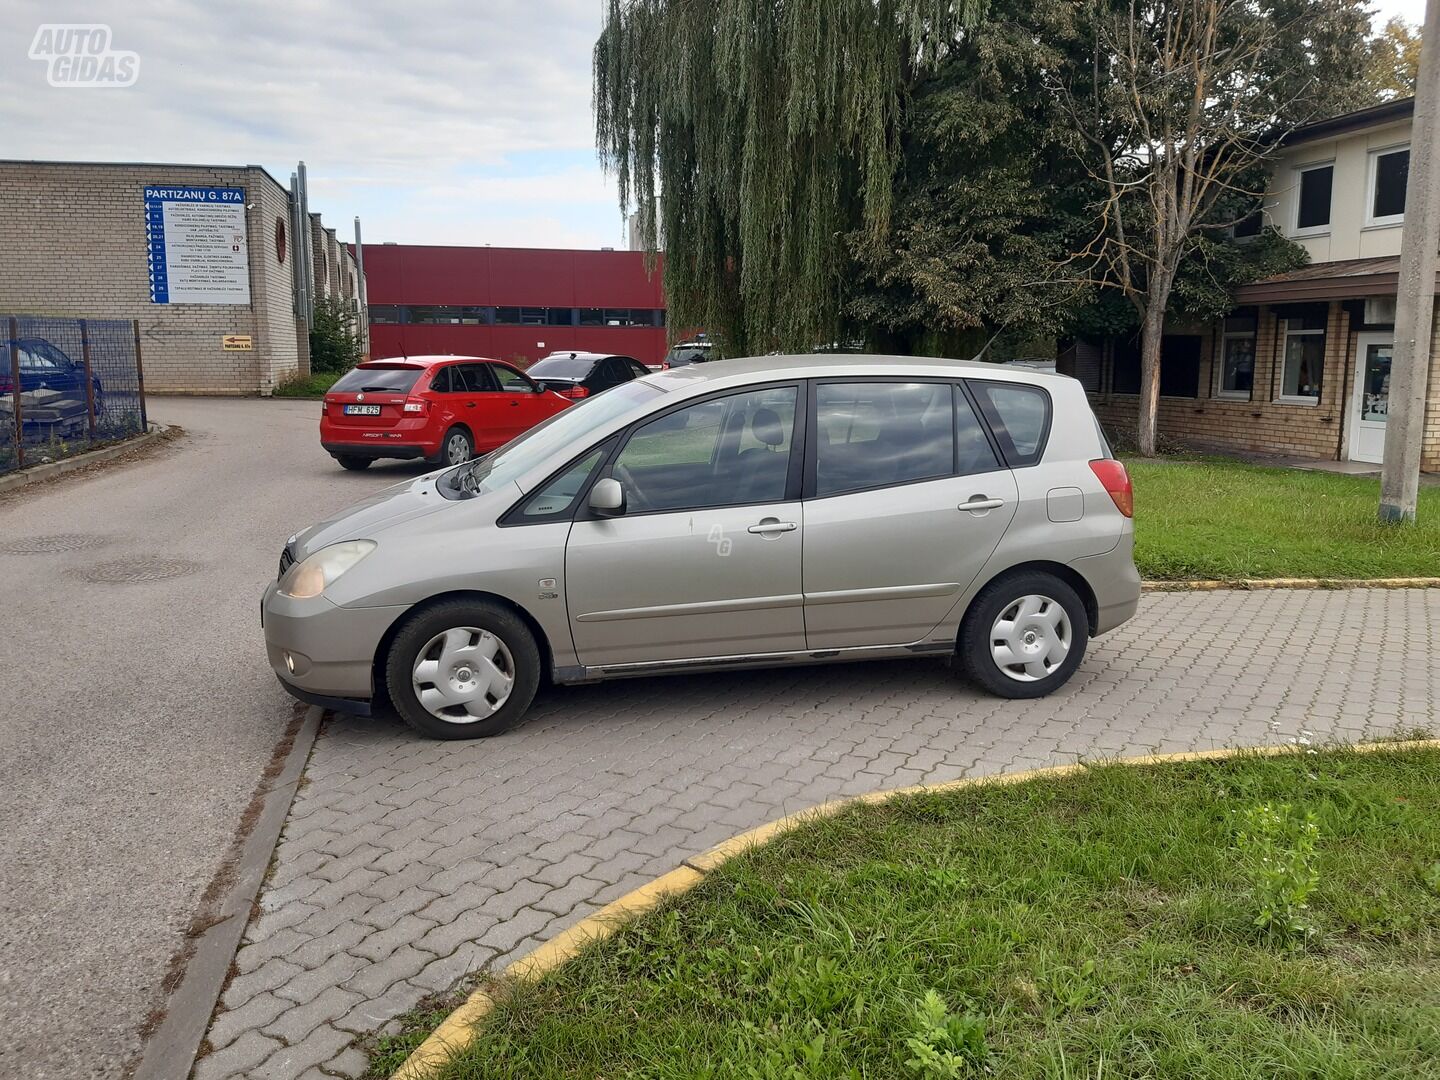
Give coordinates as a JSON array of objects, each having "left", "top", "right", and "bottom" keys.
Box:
[{"left": 1232, "top": 257, "right": 1437, "bottom": 303}]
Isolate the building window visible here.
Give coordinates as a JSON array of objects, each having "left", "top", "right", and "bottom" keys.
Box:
[
  {"left": 1370, "top": 147, "right": 1409, "bottom": 225},
  {"left": 275, "top": 218, "right": 287, "bottom": 265},
  {"left": 1216, "top": 311, "right": 1256, "bottom": 400},
  {"left": 578, "top": 308, "right": 658, "bottom": 327},
  {"left": 368, "top": 304, "right": 405, "bottom": 324},
  {"left": 1232, "top": 206, "right": 1263, "bottom": 239},
  {"left": 495, "top": 307, "right": 572, "bottom": 325},
  {"left": 408, "top": 305, "right": 489, "bottom": 325},
  {"left": 1294, "top": 163, "right": 1333, "bottom": 232},
  {"left": 1277, "top": 311, "right": 1326, "bottom": 403},
  {"left": 1109, "top": 335, "right": 1199, "bottom": 397}
]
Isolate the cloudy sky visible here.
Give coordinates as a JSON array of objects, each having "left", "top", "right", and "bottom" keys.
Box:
[{"left": 2, "top": 0, "right": 1429, "bottom": 250}]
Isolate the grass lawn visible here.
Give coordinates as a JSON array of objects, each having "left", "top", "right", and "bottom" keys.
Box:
[
  {"left": 271, "top": 370, "right": 342, "bottom": 398},
  {"left": 373, "top": 745, "right": 1440, "bottom": 1080},
  {"left": 1126, "top": 455, "right": 1440, "bottom": 580}
]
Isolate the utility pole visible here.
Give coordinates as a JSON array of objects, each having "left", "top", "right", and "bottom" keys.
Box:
[
  {"left": 1380, "top": 0, "right": 1440, "bottom": 522},
  {"left": 353, "top": 216, "right": 369, "bottom": 359}
]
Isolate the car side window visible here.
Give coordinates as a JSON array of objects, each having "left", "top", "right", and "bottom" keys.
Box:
[
  {"left": 610, "top": 386, "right": 797, "bottom": 513},
  {"left": 428, "top": 366, "right": 454, "bottom": 393},
  {"left": 491, "top": 364, "right": 537, "bottom": 393},
  {"left": 626, "top": 358, "right": 649, "bottom": 378},
  {"left": 814, "top": 382, "right": 954, "bottom": 497},
  {"left": 970, "top": 380, "right": 1051, "bottom": 467},
  {"left": 517, "top": 446, "right": 609, "bottom": 520},
  {"left": 956, "top": 389, "right": 1001, "bottom": 474},
  {"left": 600, "top": 358, "right": 626, "bottom": 386},
  {"left": 457, "top": 364, "right": 494, "bottom": 392}
]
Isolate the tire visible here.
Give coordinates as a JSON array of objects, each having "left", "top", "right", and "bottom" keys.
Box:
[
  {"left": 335, "top": 455, "right": 372, "bottom": 471},
  {"left": 956, "top": 571, "right": 1089, "bottom": 699},
  {"left": 384, "top": 599, "right": 541, "bottom": 739},
  {"left": 433, "top": 426, "right": 473, "bottom": 467}
]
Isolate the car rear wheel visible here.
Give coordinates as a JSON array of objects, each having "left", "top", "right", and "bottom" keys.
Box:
[
  {"left": 436, "top": 426, "right": 473, "bottom": 467},
  {"left": 384, "top": 599, "right": 540, "bottom": 739},
  {"left": 335, "top": 455, "right": 372, "bottom": 471},
  {"left": 956, "top": 571, "right": 1088, "bottom": 698}
]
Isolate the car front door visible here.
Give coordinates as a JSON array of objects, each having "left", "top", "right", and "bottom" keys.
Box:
[
  {"left": 801, "top": 380, "right": 1019, "bottom": 650},
  {"left": 565, "top": 384, "right": 806, "bottom": 668},
  {"left": 487, "top": 362, "right": 558, "bottom": 443}
]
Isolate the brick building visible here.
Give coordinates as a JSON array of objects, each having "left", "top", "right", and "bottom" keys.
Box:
[
  {"left": 0, "top": 160, "right": 363, "bottom": 394},
  {"left": 1070, "top": 98, "right": 1440, "bottom": 473}
]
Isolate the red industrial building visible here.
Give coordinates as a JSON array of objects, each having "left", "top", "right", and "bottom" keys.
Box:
[{"left": 356, "top": 244, "right": 669, "bottom": 367}]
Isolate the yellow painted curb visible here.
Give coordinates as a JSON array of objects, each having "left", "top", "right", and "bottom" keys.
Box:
[
  {"left": 391, "top": 738, "right": 1440, "bottom": 1080},
  {"left": 1142, "top": 577, "right": 1440, "bottom": 592}
]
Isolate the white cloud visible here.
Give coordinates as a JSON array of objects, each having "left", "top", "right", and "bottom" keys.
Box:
[{"left": 1, "top": 0, "right": 623, "bottom": 246}]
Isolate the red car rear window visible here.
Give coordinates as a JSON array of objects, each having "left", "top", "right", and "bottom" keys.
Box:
[{"left": 331, "top": 367, "right": 424, "bottom": 394}]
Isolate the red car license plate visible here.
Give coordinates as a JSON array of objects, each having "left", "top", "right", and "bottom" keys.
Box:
[{"left": 344, "top": 404, "right": 382, "bottom": 416}]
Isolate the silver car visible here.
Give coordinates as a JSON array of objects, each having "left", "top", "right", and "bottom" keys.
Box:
[{"left": 262, "top": 355, "right": 1139, "bottom": 739}]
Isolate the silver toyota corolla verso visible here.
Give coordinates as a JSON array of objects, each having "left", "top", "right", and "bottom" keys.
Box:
[{"left": 262, "top": 355, "right": 1140, "bottom": 739}]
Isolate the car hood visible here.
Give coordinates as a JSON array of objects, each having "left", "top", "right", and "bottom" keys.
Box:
[{"left": 289, "top": 472, "right": 451, "bottom": 557}]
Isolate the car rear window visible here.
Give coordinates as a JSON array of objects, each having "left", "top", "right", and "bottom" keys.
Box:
[
  {"left": 969, "top": 380, "right": 1051, "bottom": 467},
  {"left": 330, "top": 366, "right": 424, "bottom": 394},
  {"left": 527, "top": 357, "right": 595, "bottom": 379},
  {"left": 664, "top": 347, "right": 710, "bottom": 367}
]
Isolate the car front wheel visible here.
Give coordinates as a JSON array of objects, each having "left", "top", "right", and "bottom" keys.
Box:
[
  {"left": 384, "top": 599, "right": 540, "bottom": 739},
  {"left": 956, "top": 571, "right": 1088, "bottom": 698}
]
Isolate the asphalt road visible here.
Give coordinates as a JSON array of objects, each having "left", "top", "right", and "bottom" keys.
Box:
[{"left": 0, "top": 398, "right": 415, "bottom": 1080}]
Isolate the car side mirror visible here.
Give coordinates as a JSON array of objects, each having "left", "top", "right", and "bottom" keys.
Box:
[{"left": 588, "top": 477, "right": 625, "bottom": 515}]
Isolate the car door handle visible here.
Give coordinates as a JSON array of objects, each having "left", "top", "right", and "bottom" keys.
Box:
[
  {"left": 748, "top": 519, "right": 797, "bottom": 535},
  {"left": 959, "top": 497, "right": 1005, "bottom": 512},
  {"left": 466, "top": 402, "right": 476, "bottom": 408}
]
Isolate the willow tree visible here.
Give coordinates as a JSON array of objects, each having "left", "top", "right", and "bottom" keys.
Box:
[{"left": 594, "top": 0, "right": 982, "bottom": 355}]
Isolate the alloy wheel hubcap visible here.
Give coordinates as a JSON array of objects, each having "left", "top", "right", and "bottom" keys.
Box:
[
  {"left": 990, "top": 594, "right": 1071, "bottom": 682},
  {"left": 412, "top": 626, "right": 515, "bottom": 722}
]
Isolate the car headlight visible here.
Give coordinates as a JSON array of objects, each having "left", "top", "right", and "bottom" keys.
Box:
[{"left": 279, "top": 540, "right": 376, "bottom": 599}]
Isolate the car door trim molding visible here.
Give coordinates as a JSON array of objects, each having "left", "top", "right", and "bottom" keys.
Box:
[
  {"left": 573, "top": 591, "right": 804, "bottom": 623},
  {"left": 802, "top": 581, "right": 961, "bottom": 606}
]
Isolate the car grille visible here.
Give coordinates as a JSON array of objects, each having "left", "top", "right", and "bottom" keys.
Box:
[{"left": 278, "top": 544, "right": 296, "bottom": 581}]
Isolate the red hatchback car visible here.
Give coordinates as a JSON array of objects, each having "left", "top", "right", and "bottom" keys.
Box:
[{"left": 320, "top": 356, "right": 571, "bottom": 471}]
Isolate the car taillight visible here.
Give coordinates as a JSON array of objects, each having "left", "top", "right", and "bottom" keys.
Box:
[
  {"left": 661, "top": 361, "right": 670, "bottom": 370},
  {"left": 403, "top": 398, "right": 427, "bottom": 414},
  {"left": 559, "top": 386, "right": 590, "bottom": 399},
  {"left": 1089, "top": 458, "right": 1133, "bottom": 518},
  {"left": 321, "top": 397, "right": 329, "bottom": 415}
]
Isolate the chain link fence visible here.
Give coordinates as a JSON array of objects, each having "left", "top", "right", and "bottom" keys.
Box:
[{"left": 1, "top": 315, "right": 148, "bottom": 475}]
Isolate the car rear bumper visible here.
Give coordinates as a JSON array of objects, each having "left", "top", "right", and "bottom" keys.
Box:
[
  {"left": 261, "top": 581, "right": 409, "bottom": 700},
  {"left": 1071, "top": 531, "right": 1141, "bottom": 635},
  {"left": 321, "top": 441, "right": 430, "bottom": 461}
]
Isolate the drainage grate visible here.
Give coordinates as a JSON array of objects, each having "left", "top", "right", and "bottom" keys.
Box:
[
  {"left": 76, "top": 556, "right": 201, "bottom": 584},
  {"left": 0, "top": 533, "right": 109, "bottom": 555}
]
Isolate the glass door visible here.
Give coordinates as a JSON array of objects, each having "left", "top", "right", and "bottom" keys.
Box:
[{"left": 1348, "top": 333, "right": 1392, "bottom": 464}]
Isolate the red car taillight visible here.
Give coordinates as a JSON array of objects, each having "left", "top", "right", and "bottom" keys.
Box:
[
  {"left": 1089, "top": 458, "right": 1133, "bottom": 518},
  {"left": 321, "top": 397, "right": 330, "bottom": 415},
  {"left": 403, "top": 397, "right": 428, "bottom": 414},
  {"left": 661, "top": 361, "right": 670, "bottom": 370},
  {"left": 559, "top": 386, "right": 590, "bottom": 399}
]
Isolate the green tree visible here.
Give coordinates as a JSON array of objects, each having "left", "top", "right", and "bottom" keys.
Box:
[
  {"left": 594, "top": 0, "right": 984, "bottom": 356},
  {"left": 1365, "top": 17, "right": 1421, "bottom": 100},
  {"left": 1057, "top": 0, "right": 1371, "bottom": 454},
  {"left": 308, "top": 297, "right": 364, "bottom": 374}
]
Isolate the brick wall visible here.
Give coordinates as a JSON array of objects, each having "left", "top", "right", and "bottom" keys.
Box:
[
  {"left": 1091, "top": 302, "right": 1359, "bottom": 461},
  {"left": 0, "top": 161, "right": 303, "bottom": 394}
]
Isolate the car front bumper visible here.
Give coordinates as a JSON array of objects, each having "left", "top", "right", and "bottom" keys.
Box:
[{"left": 261, "top": 581, "right": 410, "bottom": 704}]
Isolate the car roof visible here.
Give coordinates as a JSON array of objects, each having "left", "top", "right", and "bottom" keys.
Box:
[
  {"left": 649, "top": 352, "right": 1074, "bottom": 390},
  {"left": 362, "top": 355, "right": 497, "bottom": 368}
]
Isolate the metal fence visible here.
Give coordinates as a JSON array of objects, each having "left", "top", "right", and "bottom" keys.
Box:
[{"left": 1, "top": 315, "right": 148, "bottom": 475}]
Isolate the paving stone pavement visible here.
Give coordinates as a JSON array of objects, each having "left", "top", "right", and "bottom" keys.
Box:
[{"left": 199, "top": 588, "right": 1439, "bottom": 1079}]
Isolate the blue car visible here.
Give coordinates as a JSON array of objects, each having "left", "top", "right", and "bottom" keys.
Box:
[{"left": 0, "top": 338, "right": 104, "bottom": 415}]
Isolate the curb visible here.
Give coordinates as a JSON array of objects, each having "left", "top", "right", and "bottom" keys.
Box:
[
  {"left": 0, "top": 422, "right": 170, "bottom": 494},
  {"left": 391, "top": 738, "right": 1440, "bottom": 1080},
  {"left": 1142, "top": 577, "right": 1440, "bottom": 591},
  {"left": 134, "top": 706, "right": 323, "bottom": 1080}
]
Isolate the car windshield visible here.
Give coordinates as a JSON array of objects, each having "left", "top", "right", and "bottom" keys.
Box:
[
  {"left": 664, "top": 347, "right": 710, "bottom": 367},
  {"left": 450, "top": 379, "right": 664, "bottom": 497},
  {"left": 330, "top": 366, "right": 424, "bottom": 393},
  {"left": 527, "top": 357, "right": 595, "bottom": 379}
]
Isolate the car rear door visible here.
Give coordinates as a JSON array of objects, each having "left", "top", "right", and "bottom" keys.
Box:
[
  {"left": 326, "top": 365, "right": 426, "bottom": 432},
  {"left": 565, "top": 384, "right": 806, "bottom": 667},
  {"left": 800, "top": 379, "right": 1019, "bottom": 650}
]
